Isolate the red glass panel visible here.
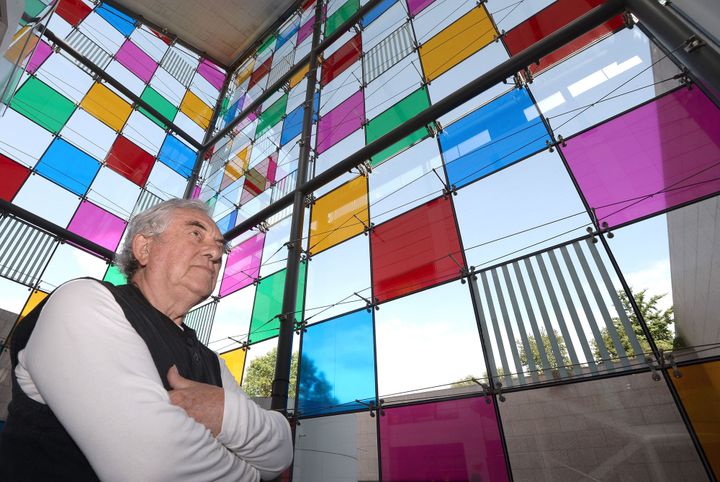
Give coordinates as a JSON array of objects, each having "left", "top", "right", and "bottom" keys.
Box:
[
  {"left": 320, "top": 33, "right": 361, "bottom": 87},
  {"left": 0, "top": 154, "right": 31, "bottom": 201},
  {"left": 105, "top": 136, "right": 155, "bottom": 187},
  {"left": 371, "top": 196, "right": 464, "bottom": 303},
  {"left": 56, "top": 0, "right": 92, "bottom": 27},
  {"left": 248, "top": 56, "right": 273, "bottom": 90},
  {"left": 503, "top": 0, "right": 624, "bottom": 75}
]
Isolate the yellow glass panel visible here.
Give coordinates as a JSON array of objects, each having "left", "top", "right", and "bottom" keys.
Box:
[
  {"left": 80, "top": 83, "right": 133, "bottom": 132},
  {"left": 670, "top": 361, "right": 720, "bottom": 475},
  {"left": 290, "top": 63, "right": 309, "bottom": 89},
  {"left": 180, "top": 90, "right": 213, "bottom": 130},
  {"left": 226, "top": 145, "right": 251, "bottom": 180},
  {"left": 235, "top": 59, "right": 256, "bottom": 86},
  {"left": 19, "top": 289, "right": 49, "bottom": 320},
  {"left": 418, "top": 5, "right": 496, "bottom": 82},
  {"left": 309, "top": 176, "right": 368, "bottom": 255},
  {"left": 220, "top": 347, "right": 247, "bottom": 384}
]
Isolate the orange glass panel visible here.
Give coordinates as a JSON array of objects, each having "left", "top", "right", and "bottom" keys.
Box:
[
  {"left": 290, "top": 63, "right": 309, "bottom": 89},
  {"left": 227, "top": 145, "right": 251, "bottom": 179},
  {"left": 80, "top": 83, "right": 133, "bottom": 132},
  {"left": 309, "top": 176, "right": 368, "bottom": 255},
  {"left": 235, "top": 59, "right": 256, "bottom": 86},
  {"left": 670, "top": 361, "right": 720, "bottom": 475},
  {"left": 5, "top": 27, "right": 39, "bottom": 64},
  {"left": 180, "top": 90, "right": 213, "bottom": 130},
  {"left": 19, "top": 289, "right": 49, "bottom": 320},
  {"left": 418, "top": 5, "right": 496, "bottom": 82},
  {"left": 220, "top": 347, "right": 247, "bottom": 384}
]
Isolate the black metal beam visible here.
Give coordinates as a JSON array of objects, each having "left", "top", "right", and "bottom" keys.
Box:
[
  {"left": 42, "top": 29, "right": 204, "bottom": 150},
  {"left": 222, "top": 0, "right": 626, "bottom": 242},
  {"left": 0, "top": 199, "right": 115, "bottom": 261}
]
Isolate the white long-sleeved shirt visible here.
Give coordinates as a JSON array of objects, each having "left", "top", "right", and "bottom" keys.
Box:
[{"left": 15, "top": 279, "right": 293, "bottom": 481}]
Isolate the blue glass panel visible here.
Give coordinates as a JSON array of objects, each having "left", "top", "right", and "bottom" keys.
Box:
[
  {"left": 361, "top": 0, "right": 398, "bottom": 28},
  {"left": 298, "top": 309, "right": 376, "bottom": 417},
  {"left": 224, "top": 97, "right": 242, "bottom": 126},
  {"left": 280, "top": 92, "right": 319, "bottom": 147},
  {"left": 439, "top": 88, "right": 551, "bottom": 188},
  {"left": 158, "top": 135, "right": 196, "bottom": 178},
  {"left": 216, "top": 209, "right": 238, "bottom": 233},
  {"left": 277, "top": 18, "right": 300, "bottom": 50},
  {"left": 96, "top": 3, "right": 135, "bottom": 37},
  {"left": 36, "top": 139, "right": 100, "bottom": 196}
]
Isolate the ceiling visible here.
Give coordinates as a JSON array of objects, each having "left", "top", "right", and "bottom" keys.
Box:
[{"left": 111, "top": 0, "right": 298, "bottom": 67}]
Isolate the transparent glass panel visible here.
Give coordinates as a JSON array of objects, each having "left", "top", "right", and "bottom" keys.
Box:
[
  {"left": 86, "top": 166, "right": 141, "bottom": 220},
  {"left": 0, "top": 107, "right": 54, "bottom": 167},
  {"left": 144, "top": 161, "right": 186, "bottom": 199},
  {"left": 499, "top": 372, "right": 709, "bottom": 481},
  {"left": 11, "top": 174, "right": 80, "bottom": 227},
  {"left": 173, "top": 111, "right": 207, "bottom": 143},
  {"left": 59, "top": 109, "right": 116, "bottom": 161},
  {"left": 121, "top": 110, "right": 167, "bottom": 156},
  {"left": 77, "top": 11, "right": 126, "bottom": 54},
  {"left": 361, "top": 0, "right": 405, "bottom": 51},
  {"left": 189, "top": 71, "right": 220, "bottom": 107},
  {"left": 318, "top": 59, "right": 363, "bottom": 116},
  {"left": 35, "top": 51, "right": 94, "bottom": 103},
  {"left": 364, "top": 51, "right": 422, "bottom": 120},
  {"left": 208, "top": 284, "right": 256, "bottom": 353},
  {"left": 129, "top": 25, "right": 168, "bottom": 62},
  {"left": 38, "top": 243, "right": 108, "bottom": 292},
  {"left": 104, "top": 60, "right": 146, "bottom": 97},
  {"left": 412, "top": 0, "right": 475, "bottom": 43}
]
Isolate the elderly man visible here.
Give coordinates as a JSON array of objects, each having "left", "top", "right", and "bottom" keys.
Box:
[{"left": 0, "top": 199, "right": 293, "bottom": 481}]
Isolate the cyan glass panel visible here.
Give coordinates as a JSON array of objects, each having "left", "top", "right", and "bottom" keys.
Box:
[
  {"left": 298, "top": 310, "right": 376, "bottom": 417},
  {"left": 36, "top": 139, "right": 100, "bottom": 196},
  {"left": 440, "top": 88, "right": 550, "bottom": 188},
  {"left": 95, "top": 3, "right": 135, "bottom": 36},
  {"left": 280, "top": 92, "right": 319, "bottom": 146},
  {"left": 158, "top": 134, "right": 196, "bottom": 178}
]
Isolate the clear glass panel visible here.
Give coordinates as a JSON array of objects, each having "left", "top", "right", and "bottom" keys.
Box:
[
  {"left": 11, "top": 174, "right": 80, "bottom": 227},
  {"left": 144, "top": 160, "right": 187, "bottom": 199},
  {"left": 34, "top": 52, "right": 94, "bottom": 103},
  {"left": 499, "top": 372, "right": 709, "bottom": 481},
  {"left": 129, "top": 25, "right": 169, "bottom": 63},
  {"left": 412, "top": 0, "right": 475, "bottom": 43},
  {"left": 0, "top": 107, "right": 55, "bottom": 168},
  {"left": 486, "top": 0, "right": 554, "bottom": 32},
  {"left": 104, "top": 60, "right": 147, "bottom": 97},
  {"left": 38, "top": 243, "right": 107, "bottom": 292},
  {"left": 318, "top": 59, "right": 363, "bottom": 116},
  {"left": 361, "top": 0, "right": 406, "bottom": 51},
  {"left": 86, "top": 167, "right": 141, "bottom": 220},
  {"left": 364, "top": 51, "right": 422, "bottom": 120},
  {"left": 208, "top": 284, "right": 256, "bottom": 353},
  {"left": 121, "top": 110, "right": 167, "bottom": 157},
  {"left": 59, "top": 109, "right": 117, "bottom": 161},
  {"left": 77, "top": 11, "right": 126, "bottom": 54}
]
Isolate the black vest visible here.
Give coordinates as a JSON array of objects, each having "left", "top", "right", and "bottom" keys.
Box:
[{"left": 0, "top": 280, "right": 222, "bottom": 481}]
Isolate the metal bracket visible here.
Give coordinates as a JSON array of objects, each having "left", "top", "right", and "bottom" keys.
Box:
[
  {"left": 294, "top": 320, "right": 308, "bottom": 335},
  {"left": 663, "top": 352, "right": 682, "bottom": 378},
  {"left": 647, "top": 355, "right": 662, "bottom": 381},
  {"left": 683, "top": 35, "right": 705, "bottom": 53},
  {"left": 304, "top": 193, "right": 316, "bottom": 208},
  {"left": 355, "top": 399, "right": 385, "bottom": 417},
  {"left": 257, "top": 220, "right": 270, "bottom": 233},
  {"left": 622, "top": 11, "right": 635, "bottom": 29},
  {"left": 442, "top": 183, "right": 458, "bottom": 199}
]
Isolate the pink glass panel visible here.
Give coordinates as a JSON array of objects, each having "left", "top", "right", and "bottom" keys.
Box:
[
  {"left": 298, "top": 15, "right": 314, "bottom": 44},
  {"left": 67, "top": 201, "right": 127, "bottom": 251},
  {"left": 191, "top": 185, "right": 201, "bottom": 199},
  {"left": 197, "top": 59, "right": 225, "bottom": 91},
  {"left": 407, "top": 0, "right": 435, "bottom": 16},
  {"left": 316, "top": 89, "right": 364, "bottom": 154},
  {"left": 380, "top": 397, "right": 509, "bottom": 481},
  {"left": 562, "top": 88, "right": 720, "bottom": 228},
  {"left": 27, "top": 39, "right": 52, "bottom": 74},
  {"left": 219, "top": 232, "right": 265, "bottom": 297},
  {"left": 115, "top": 40, "right": 158, "bottom": 83}
]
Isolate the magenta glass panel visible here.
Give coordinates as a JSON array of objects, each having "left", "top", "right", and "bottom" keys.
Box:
[
  {"left": 219, "top": 233, "right": 265, "bottom": 297},
  {"left": 191, "top": 185, "right": 201, "bottom": 199},
  {"left": 67, "top": 201, "right": 127, "bottom": 251},
  {"left": 115, "top": 40, "right": 158, "bottom": 83},
  {"left": 298, "top": 15, "right": 314, "bottom": 44},
  {"left": 197, "top": 59, "right": 225, "bottom": 91},
  {"left": 27, "top": 39, "right": 52, "bottom": 74},
  {"left": 316, "top": 89, "right": 364, "bottom": 154},
  {"left": 407, "top": 0, "right": 435, "bottom": 16},
  {"left": 380, "top": 397, "right": 509, "bottom": 481},
  {"left": 562, "top": 88, "right": 720, "bottom": 228}
]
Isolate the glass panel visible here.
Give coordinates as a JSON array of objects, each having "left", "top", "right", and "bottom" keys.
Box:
[
  {"left": 86, "top": 166, "right": 141, "bottom": 220},
  {"left": 19, "top": 289, "right": 49, "bottom": 320},
  {"left": 361, "top": 0, "right": 405, "bottom": 52},
  {"left": 316, "top": 89, "right": 364, "bottom": 155},
  {"left": 220, "top": 347, "right": 247, "bottom": 384},
  {"left": 248, "top": 56, "right": 272, "bottom": 90},
  {"left": 179, "top": 89, "right": 213, "bottom": 130},
  {"left": 138, "top": 86, "right": 178, "bottom": 127},
  {"left": 144, "top": 160, "right": 186, "bottom": 199},
  {"left": 305, "top": 234, "right": 371, "bottom": 324},
  {"left": 56, "top": 0, "right": 92, "bottom": 26},
  {"left": 363, "top": 22, "right": 414, "bottom": 86},
  {"left": 80, "top": 82, "right": 133, "bottom": 132},
  {"left": 95, "top": 3, "right": 135, "bottom": 36},
  {"left": 486, "top": 0, "right": 555, "bottom": 32},
  {"left": 248, "top": 264, "right": 306, "bottom": 344},
  {"left": 103, "top": 264, "right": 127, "bottom": 286},
  {"left": 364, "top": 51, "right": 422, "bottom": 120},
  {"left": 11, "top": 174, "right": 80, "bottom": 227},
  {"left": 189, "top": 70, "right": 220, "bottom": 107},
  {"left": 38, "top": 243, "right": 107, "bottom": 292},
  {"left": 115, "top": 40, "right": 158, "bottom": 83},
  {"left": 36, "top": 138, "right": 101, "bottom": 196},
  {"left": 0, "top": 154, "right": 31, "bottom": 201},
  {"left": 318, "top": 59, "right": 363, "bottom": 116},
  {"left": 256, "top": 93, "right": 288, "bottom": 138},
  {"left": 371, "top": 196, "right": 463, "bottom": 302},
  {"left": 440, "top": 88, "right": 550, "bottom": 189},
  {"left": 293, "top": 413, "right": 379, "bottom": 482},
  {"left": 325, "top": 0, "right": 359, "bottom": 37},
  {"left": 10, "top": 77, "right": 76, "bottom": 134},
  {"left": 412, "top": 0, "right": 475, "bottom": 44},
  {"left": 121, "top": 110, "right": 166, "bottom": 156},
  {"left": 360, "top": 0, "right": 397, "bottom": 28},
  {"left": 67, "top": 200, "right": 127, "bottom": 251},
  {"left": 418, "top": 4, "right": 496, "bottom": 82},
  {"left": 379, "top": 397, "right": 509, "bottom": 481},
  {"left": 374, "top": 281, "right": 487, "bottom": 402},
  {"left": 208, "top": 284, "right": 256, "bottom": 353},
  {"left": 321, "top": 33, "right": 361, "bottom": 87},
  {"left": 129, "top": 25, "right": 169, "bottom": 63},
  {"left": 105, "top": 60, "right": 146, "bottom": 96},
  {"left": 280, "top": 92, "right": 319, "bottom": 147},
  {"left": 499, "top": 372, "right": 709, "bottom": 481},
  {"left": 308, "top": 176, "right": 369, "bottom": 256},
  {"left": 59, "top": 109, "right": 116, "bottom": 161},
  {"left": 34, "top": 52, "right": 94, "bottom": 103},
  {"left": 105, "top": 136, "right": 155, "bottom": 187},
  {"left": 219, "top": 233, "right": 265, "bottom": 297},
  {"left": 197, "top": 59, "right": 226, "bottom": 91},
  {"left": 298, "top": 309, "right": 376, "bottom": 417},
  {"left": 406, "top": 0, "right": 434, "bottom": 16},
  {"left": 562, "top": 88, "right": 720, "bottom": 229},
  {"left": 0, "top": 108, "right": 54, "bottom": 168},
  {"left": 365, "top": 86, "right": 430, "bottom": 165},
  {"left": 78, "top": 11, "right": 126, "bottom": 54},
  {"left": 503, "top": 0, "right": 623, "bottom": 75},
  {"left": 173, "top": 111, "right": 207, "bottom": 143},
  {"left": 158, "top": 135, "right": 196, "bottom": 178},
  {"left": 26, "top": 38, "right": 52, "bottom": 74},
  {"left": 670, "top": 361, "right": 720, "bottom": 477}
]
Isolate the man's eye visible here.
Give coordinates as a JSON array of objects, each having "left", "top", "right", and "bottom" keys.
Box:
[{"left": 191, "top": 230, "right": 202, "bottom": 238}]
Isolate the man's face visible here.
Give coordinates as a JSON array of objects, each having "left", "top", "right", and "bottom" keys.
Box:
[{"left": 143, "top": 208, "right": 225, "bottom": 304}]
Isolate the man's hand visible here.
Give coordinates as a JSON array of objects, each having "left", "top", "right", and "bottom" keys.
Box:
[{"left": 167, "top": 365, "right": 224, "bottom": 437}]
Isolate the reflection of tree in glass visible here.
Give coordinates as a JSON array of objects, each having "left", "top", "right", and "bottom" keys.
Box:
[
  {"left": 298, "top": 355, "right": 339, "bottom": 412},
  {"left": 519, "top": 329, "right": 571, "bottom": 369},
  {"left": 242, "top": 348, "right": 298, "bottom": 398}
]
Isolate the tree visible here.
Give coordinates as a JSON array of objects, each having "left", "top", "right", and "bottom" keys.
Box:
[
  {"left": 242, "top": 348, "right": 298, "bottom": 398},
  {"left": 518, "top": 329, "right": 571, "bottom": 370},
  {"left": 592, "top": 289, "right": 676, "bottom": 361}
]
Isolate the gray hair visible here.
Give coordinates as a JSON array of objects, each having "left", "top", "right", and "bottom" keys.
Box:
[{"left": 117, "top": 198, "right": 212, "bottom": 280}]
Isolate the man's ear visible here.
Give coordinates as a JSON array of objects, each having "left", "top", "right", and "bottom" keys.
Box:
[{"left": 132, "top": 234, "right": 152, "bottom": 267}]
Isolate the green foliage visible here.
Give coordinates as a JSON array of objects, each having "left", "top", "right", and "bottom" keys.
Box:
[
  {"left": 298, "top": 355, "right": 339, "bottom": 410},
  {"left": 242, "top": 348, "right": 298, "bottom": 398},
  {"left": 518, "top": 329, "right": 571, "bottom": 370},
  {"left": 592, "top": 289, "right": 676, "bottom": 361}
]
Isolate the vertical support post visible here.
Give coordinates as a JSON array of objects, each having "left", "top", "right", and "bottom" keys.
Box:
[{"left": 271, "top": 0, "right": 324, "bottom": 412}]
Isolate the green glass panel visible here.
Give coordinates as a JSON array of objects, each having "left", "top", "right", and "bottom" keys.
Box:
[
  {"left": 255, "top": 93, "right": 288, "bottom": 139},
  {"left": 325, "top": 0, "right": 359, "bottom": 37},
  {"left": 365, "top": 86, "right": 431, "bottom": 166},
  {"left": 257, "top": 34, "right": 277, "bottom": 56},
  {"left": 21, "top": 0, "right": 47, "bottom": 25},
  {"left": 103, "top": 264, "right": 127, "bottom": 286},
  {"left": 10, "top": 77, "right": 75, "bottom": 134},
  {"left": 138, "top": 86, "right": 178, "bottom": 128},
  {"left": 248, "top": 262, "right": 306, "bottom": 344}
]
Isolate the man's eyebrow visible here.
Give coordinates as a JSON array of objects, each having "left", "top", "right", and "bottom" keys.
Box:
[
  {"left": 186, "top": 220, "right": 229, "bottom": 251},
  {"left": 186, "top": 220, "right": 209, "bottom": 231}
]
